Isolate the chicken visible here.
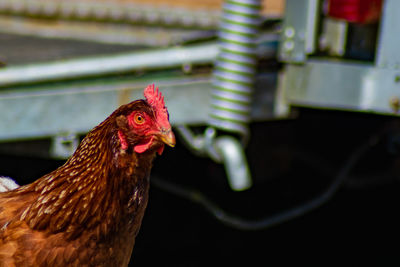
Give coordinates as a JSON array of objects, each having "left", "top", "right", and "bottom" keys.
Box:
[{"left": 0, "top": 84, "right": 175, "bottom": 266}]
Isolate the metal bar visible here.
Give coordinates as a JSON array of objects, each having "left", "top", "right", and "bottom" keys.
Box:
[
  {"left": 304, "top": 0, "right": 319, "bottom": 54},
  {"left": 0, "top": 42, "right": 218, "bottom": 87},
  {"left": 283, "top": 59, "right": 400, "bottom": 115},
  {"left": 0, "top": 74, "right": 211, "bottom": 140},
  {"left": 0, "top": 15, "right": 214, "bottom": 47},
  {"left": 375, "top": 0, "right": 400, "bottom": 69},
  {"left": 0, "top": 71, "right": 278, "bottom": 141},
  {"left": 0, "top": 0, "right": 220, "bottom": 28}
]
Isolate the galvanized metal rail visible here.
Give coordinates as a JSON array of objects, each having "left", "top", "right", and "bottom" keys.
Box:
[
  {"left": 0, "top": 0, "right": 219, "bottom": 28},
  {"left": 0, "top": 42, "right": 218, "bottom": 87},
  {"left": 0, "top": 71, "right": 278, "bottom": 142},
  {"left": 0, "top": 15, "right": 214, "bottom": 48}
]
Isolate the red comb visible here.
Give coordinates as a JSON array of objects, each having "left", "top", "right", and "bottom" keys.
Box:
[
  {"left": 144, "top": 84, "right": 165, "bottom": 111},
  {"left": 143, "top": 84, "right": 170, "bottom": 128}
]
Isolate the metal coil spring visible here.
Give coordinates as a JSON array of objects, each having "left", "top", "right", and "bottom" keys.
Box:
[{"left": 210, "top": 0, "right": 261, "bottom": 137}]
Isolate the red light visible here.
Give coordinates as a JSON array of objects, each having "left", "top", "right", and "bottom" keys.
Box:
[{"left": 328, "top": 0, "right": 383, "bottom": 24}]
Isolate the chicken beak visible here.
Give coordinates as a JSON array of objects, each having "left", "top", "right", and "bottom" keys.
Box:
[{"left": 159, "top": 129, "right": 176, "bottom": 147}]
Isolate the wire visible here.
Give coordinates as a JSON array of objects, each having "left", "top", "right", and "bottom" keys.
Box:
[{"left": 151, "top": 134, "right": 380, "bottom": 231}]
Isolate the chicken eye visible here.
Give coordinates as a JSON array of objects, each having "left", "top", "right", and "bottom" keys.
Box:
[{"left": 134, "top": 113, "right": 145, "bottom": 124}]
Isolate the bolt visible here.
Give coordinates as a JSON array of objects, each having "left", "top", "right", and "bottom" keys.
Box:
[
  {"left": 283, "top": 40, "right": 295, "bottom": 51},
  {"left": 284, "top": 27, "right": 295, "bottom": 38},
  {"left": 182, "top": 63, "right": 192, "bottom": 74}
]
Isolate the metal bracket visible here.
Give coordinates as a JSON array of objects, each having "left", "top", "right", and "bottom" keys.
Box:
[
  {"left": 176, "top": 125, "right": 252, "bottom": 191},
  {"left": 279, "top": 0, "right": 319, "bottom": 63}
]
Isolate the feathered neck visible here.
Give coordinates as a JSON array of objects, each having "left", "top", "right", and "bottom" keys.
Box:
[{"left": 15, "top": 119, "right": 155, "bottom": 240}]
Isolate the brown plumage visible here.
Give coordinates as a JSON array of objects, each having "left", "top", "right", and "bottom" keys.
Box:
[{"left": 0, "top": 85, "right": 175, "bottom": 266}]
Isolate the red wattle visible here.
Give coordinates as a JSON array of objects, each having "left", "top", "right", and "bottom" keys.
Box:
[
  {"left": 134, "top": 136, "right": 155, "bottom": 154},
  {"left": 157, "top": 145, "right": 165, "bottom": 155}
]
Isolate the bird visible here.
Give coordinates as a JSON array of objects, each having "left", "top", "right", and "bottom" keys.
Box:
[{"left": 0, "top": 84, "right": 175, "bottom": 266}]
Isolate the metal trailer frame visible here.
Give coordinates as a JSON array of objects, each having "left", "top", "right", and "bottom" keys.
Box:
[
  {"left": 279, "top": 0, "right": 400, "bottom": 116},
  {"left": 0, "top": 42, "right": 278, "bottom": 143}
]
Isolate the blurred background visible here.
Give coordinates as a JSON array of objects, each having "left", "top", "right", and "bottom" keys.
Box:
[{"left": 0, "top": 0, "right": 399, "bottom": 265}]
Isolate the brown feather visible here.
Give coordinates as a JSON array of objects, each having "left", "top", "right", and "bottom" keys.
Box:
[{"left": 0, "top": 97, "right": 172, "bottom": 266}]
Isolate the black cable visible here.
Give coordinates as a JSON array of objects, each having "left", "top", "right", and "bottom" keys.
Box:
[{"left": 151, "top": 134, "right": 380, "bottom": 231}]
